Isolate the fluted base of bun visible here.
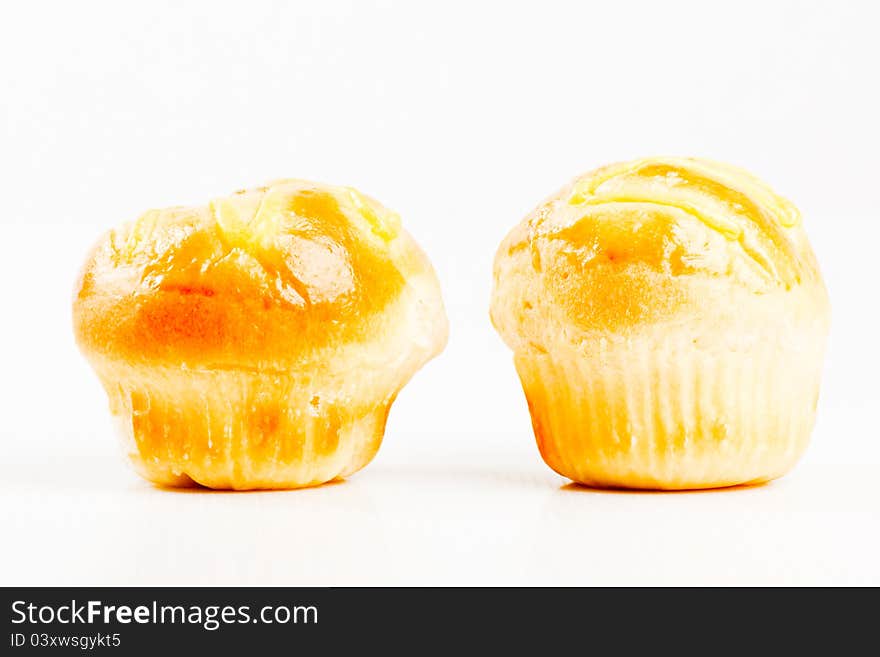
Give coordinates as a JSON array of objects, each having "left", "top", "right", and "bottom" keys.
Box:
[
  {"left": 515, "top": 330, "right": 825, "bottom": 490},
  {"left": 96, "top": 361, "right": 394, "bottom": 490}
]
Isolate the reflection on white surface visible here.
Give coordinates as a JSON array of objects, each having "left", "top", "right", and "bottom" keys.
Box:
[{"left": 2, "top": 436, "right": 878, "bottom": 586}]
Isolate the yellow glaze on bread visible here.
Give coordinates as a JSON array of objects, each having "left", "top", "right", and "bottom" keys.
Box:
[
  {"left": 491, "top": 157, "right": 830, "bottom": 490},
  {"left": 75, "top": 180, "right": 423, "bottom": 369},
  {"left": 74, "top": 180, "right": 448, "bottom": 489}
]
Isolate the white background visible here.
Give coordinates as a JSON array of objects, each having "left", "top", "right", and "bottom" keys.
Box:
[{"left": 1, "top": 0, "right": 878, "bottom": 585}]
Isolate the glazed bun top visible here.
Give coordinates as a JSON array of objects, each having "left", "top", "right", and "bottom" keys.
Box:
[
  {"left": 74, "top": 179, "right": 448, "bottom": 370},
  {"left": 491, "top": 157, "right": 830, "bottom": 349}
]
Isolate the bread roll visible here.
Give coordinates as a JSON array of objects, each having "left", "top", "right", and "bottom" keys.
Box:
[
  {"left": 74, "top": 179, "right": 448, "bottom": 489},
  {"left": 491, "top": 157, "right": 830, "bottom": 489}
]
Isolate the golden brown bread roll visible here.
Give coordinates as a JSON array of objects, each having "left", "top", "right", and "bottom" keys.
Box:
[
  {"left": 74, "top": 179, "right": 448, "bottom": 489},
  {"left": 491, "top": 157, "right": 830, "bottom": 489}
]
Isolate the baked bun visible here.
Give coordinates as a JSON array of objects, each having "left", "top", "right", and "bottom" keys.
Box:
[
  {"left": 74, "top": 179, "right": 448, "bottom": 489},
  {"left": 491, "top": 157, "right": 830, "bottom": 489}
]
